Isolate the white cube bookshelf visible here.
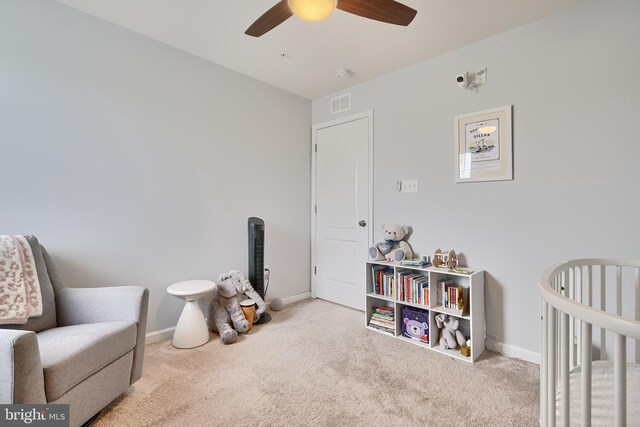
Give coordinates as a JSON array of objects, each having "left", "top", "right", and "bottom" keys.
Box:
[{"left": 366, "top": 260, "right": 485, "bottom": 363}]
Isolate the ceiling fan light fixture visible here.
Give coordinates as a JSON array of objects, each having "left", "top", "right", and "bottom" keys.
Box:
[{"left": 287, "top": 0, "right": 337, "bottom": 22}]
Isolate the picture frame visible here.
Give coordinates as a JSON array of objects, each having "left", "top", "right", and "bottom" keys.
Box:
[{"left": 454, "top": 105, "right": 513, "bottom": 183}]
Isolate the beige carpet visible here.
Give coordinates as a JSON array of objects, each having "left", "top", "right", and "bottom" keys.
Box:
[{"left": 93, "top": 299, "right": 539, "bottom": 427}]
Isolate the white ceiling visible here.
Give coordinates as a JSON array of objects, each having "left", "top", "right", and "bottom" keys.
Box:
[{"left": 57, "top": 0, "right": 586, "bottom": 100}]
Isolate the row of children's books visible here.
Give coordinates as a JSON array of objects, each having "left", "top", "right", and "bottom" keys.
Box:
[
  {"left": 370, "top": 265, "right": 394, "bottom": 298},
  {"left": 398, "top": 271, "right": 428, "bottom": 305},
  {"left": 368, "top": 306, "right": 395, "bottom": 334},
  {"left": 437, "top": 279, "right": 467, "bottom": 313}
]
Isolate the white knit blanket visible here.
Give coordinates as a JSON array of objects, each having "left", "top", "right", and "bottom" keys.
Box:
[{"left": 0, "top": 235, "right": 42, "bottom": 324}]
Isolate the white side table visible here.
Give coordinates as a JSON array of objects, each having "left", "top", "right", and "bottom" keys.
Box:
[{"left": 167, "top": 280, "right": 216, "bottom": 349}]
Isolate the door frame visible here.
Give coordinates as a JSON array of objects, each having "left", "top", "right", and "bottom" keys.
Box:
[{"left": 310, "top": 109, "right": 374, "bottom": 300}]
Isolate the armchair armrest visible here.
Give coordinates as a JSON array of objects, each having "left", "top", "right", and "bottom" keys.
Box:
[
  {"left": 56, "top": 286, "right": 149, "bottom": 384},
  {"left": 0, "top": 330, "right": 46, "bottom": 403}
]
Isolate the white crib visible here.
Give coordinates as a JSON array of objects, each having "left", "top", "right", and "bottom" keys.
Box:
[{"left": 539, "top": 259, "right": 640, "bottom": 427}]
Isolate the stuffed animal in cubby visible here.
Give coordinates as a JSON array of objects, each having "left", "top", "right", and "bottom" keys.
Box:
[
  {"left": 369, "top": 224, "right": 414, "bottom": 262},
  {"left": 434, "top": 313, "right": 466, "bottom": 350},
  {"left": 208, "top": 274, "right": 250, "bottom": 344}
]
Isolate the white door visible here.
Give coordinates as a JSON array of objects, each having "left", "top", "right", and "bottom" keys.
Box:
[{"left": 313, "top": 113, "right": 372, "bottom": 310}]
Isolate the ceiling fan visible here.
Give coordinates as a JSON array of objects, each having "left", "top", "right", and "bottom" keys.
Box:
[{"left": 245, "top": 0, "right": 417, "bottom": 37}]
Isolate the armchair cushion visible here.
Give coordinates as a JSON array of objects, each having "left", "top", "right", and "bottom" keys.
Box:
[
  {"left": 56, "top": 286, "right": 149, "bottom": 385},
  {"left": 37, "top": 321, "right": 136, "bottom": 401}
]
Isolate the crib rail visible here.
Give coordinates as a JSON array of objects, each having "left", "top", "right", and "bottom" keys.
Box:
[{"left": 539, "top": 259, "right": 640, "bottom": 427}]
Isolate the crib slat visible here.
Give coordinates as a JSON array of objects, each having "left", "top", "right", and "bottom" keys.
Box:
[
  {"left": 581, "top": 322, "right": 592, "bottom": 427},
  {"left": 587, "top": 265, "right": 593, "bottom": 307},
  {"left": 616, "top": 265, "right": 622, "bottom": 316},
  {"left": 600, "top": 265, "right": 607, "bottom": 360},
  {"left": 569, "top": 267, "right": 576, "bottom": 368},
  {"left": 548, "top": 304, "right": 557, "bottom": 427},
  {"left": 557, "top": 271, "right": 564, "bottom": 384},
  {"left": 541, "top": 300, "right": 548, "bottom": 427},
  {"left": 576, "top": 266, "right": 582, "bottom": 366},
  {"left": 635, "top": 268, "right": 640, "bottom": 363},
  {"left": 614, "top": 333, "right": 626, "bottom": 427},
  {"left": 561, "top": 310, "right": 570, "bottom": 427}
]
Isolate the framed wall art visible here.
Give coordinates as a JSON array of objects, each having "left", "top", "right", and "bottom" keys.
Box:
[{"left": 454, "top": 105, "right": 513, "bottom": 183}]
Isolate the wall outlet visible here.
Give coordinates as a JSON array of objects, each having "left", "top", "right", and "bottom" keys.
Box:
[
  {"left": 399, "top": 179, "right": 418, "bottom": 193},
  {"left": 475, "top": 68, "right": 487, "bottom": 85},
  {"left": 264, "top": 266, "right": 270, "bottom": 280}
]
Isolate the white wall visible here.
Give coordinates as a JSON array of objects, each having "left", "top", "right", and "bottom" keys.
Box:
[
  {"left": 0, "top": 0, "right": 311, "bottom": 334},
  {"left": 313, "top": 0, "right": 640, "bottom": 360}
]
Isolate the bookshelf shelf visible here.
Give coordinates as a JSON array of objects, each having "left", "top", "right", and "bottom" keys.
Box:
[
  {"left": 365, "top": 325, "right": 395, "bottom": 336},
  {"left": 397, "top": 300, "right": 429, "bottom": 310},
  {"left": 397, "top": 335, "right": 430, "bottom": 349},
  {"left": 431, "top": 305, "right": 471, "bottom": 320},
  {"left": 365, "top": 260, "right": 485, "bottom": 363},
  {"left": 366, "top": 292, "right": 394, "bottom": 303},
  {"left": 430, "top": 343, "right": 466, "bottom": 359}
]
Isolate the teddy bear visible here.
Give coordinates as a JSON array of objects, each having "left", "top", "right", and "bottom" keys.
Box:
[
  {"left": 369, "top": 224, "right": 414, "bottom": 262},
  {"left": 434, "top": 313, "right": 466, "bottom": 350},
  {"left": 208, "top": 273, "right": 250, "bottom": 344}
]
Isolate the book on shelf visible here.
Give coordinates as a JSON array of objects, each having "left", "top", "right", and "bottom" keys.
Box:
[
  {"left": 374, "top": 306, "right": 394, "bottom": 315},
  {"left": 400, "top": 258, "right": 432, "bottom": 267},
  {"left": 437, "top": 278, "right": 468, "bottom": 314},
  {"left": 368, "top": 306, "right": 395, "bottom": 334},
  {"left": 398, "top": 271, "right": 428, "bottom": 305},
  {"left": 370, "top": 265, "right": 394, "bottom": 298}
]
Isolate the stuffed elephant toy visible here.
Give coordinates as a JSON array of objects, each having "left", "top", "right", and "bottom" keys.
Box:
[
  {"left": 223, "top": 270, "right": 267, "bottom": 322},
  {"left": 208, "top": 274, "right": 250, "bottom": 344},
  {"left": 434, "top": 313, "right": 466, "bottom": 350}
]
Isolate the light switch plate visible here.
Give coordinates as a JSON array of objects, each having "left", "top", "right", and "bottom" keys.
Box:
[{"left": 400, "top": 179, "right": 418, "bottom": 193}]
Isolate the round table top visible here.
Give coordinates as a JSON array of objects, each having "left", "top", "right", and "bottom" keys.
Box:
[{"left": 167, "top": 280, "right": 216, "bottom": 298}]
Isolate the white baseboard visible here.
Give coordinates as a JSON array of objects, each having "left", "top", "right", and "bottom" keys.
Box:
[
  {"left": 486, "top": 340, "right": 540, "bottom": 364},
  {"left": 145, "top": 326, "right": 175, "bottom": 345},
  {"left": 282, "top": 291, "right": 311, "bottom": 305}
]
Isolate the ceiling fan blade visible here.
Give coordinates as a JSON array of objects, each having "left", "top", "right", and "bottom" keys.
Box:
[
  {"left": 245, "top": 1, "right": 293, "bottom": 37},
  {"left": 337, "top": 0, "right": 417, "bottom": 26}
]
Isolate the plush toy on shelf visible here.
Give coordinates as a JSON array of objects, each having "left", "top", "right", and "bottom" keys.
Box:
[
  {"left": 433, "top": 249, "right": 446, "bottom": 267},
  {"left": 434, "top": 313, "right": 466, "bottom": 350},
  {"left": 369, "top": 224, "right": 414, "bottom": 262},
  {"left": 446, "top": 250, "right": 458, "bottom": 271}
]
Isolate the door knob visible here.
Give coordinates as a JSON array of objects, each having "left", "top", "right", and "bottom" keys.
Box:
[{"left": 358, "top": 220, "right": 367, "bottom": 227}]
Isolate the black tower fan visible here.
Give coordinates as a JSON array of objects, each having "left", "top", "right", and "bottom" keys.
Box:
[{"left": 248, "top": 217, "right": 271, "bottom": 324}]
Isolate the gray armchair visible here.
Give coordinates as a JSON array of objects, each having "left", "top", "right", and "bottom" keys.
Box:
[{"left": 0, "top": 237, "right": 149, "bottom": 427}]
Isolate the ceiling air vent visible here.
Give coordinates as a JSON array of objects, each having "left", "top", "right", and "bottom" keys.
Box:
[{"left": 330, "top": 92, "right": 351, "bottom": 115}]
